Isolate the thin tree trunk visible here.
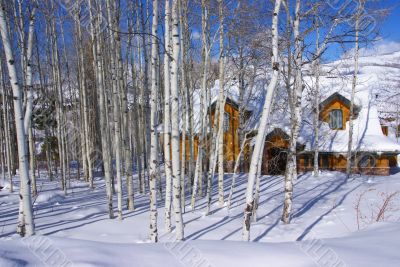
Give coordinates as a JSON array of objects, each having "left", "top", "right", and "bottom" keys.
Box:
[
  {"left": 242, "top": 0, "right": 282, "bottom": 241},
  {"left": 346, "top": 1, "right": 362, "bottom": 177},
  {"left": 0, "top": 3, "right": 35, "bottom": 236},
  {"left": 89, "top": 0, "right": 114, "bottom": 219},
  {"left": 106, "top": 0, "right": 123, "bottom": 221},
  {"left": 217, "top": 0, "right": 225, "bottom": 207},
  {"left": 149, "top": 0, "right": 159, "bottom": 242},
  {"left": 163, "top": 0, "right": 173, "bottom": 232},
  {"left": 0, "top": 60, "right": 13, "bottom": 193},
  {"left": 171, "top": 0, "right": 184, "bottom": 240},
  {"left": 282, "top": 0, "right": 302, "bottom": 224}
]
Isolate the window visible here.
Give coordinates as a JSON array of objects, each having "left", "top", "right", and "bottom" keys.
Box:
[
  {"left": 329, "top": 109, "right": 343, "bottom": 129},
  {"left": 381, "top": 126, "right": 388, "bottom": 136},
  {"left": 320, "top": 154, "right": 329, "bottom": 168},
  {"left": 304, "top": 155, "right": 309, "bottom": 167},
  {"left": 223, "top": 112, "right": 230, "bottom": 132},
  {"left": 358, "top": 155, "right": 376, "bottom": 168}
]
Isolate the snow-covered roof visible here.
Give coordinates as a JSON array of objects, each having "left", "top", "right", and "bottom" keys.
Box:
[{"left": 233, "top": 48, "right": 400, "bottom": 153}]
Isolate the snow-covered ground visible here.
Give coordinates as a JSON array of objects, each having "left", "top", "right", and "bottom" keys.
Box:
[{"left": 1, "top": 170, "right": 400, "bottom": 266}]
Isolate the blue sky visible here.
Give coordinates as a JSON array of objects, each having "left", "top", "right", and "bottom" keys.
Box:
[
  {"left": 320, "top": 1, "right": 400, "bottom": 61},
  {"left": 381, "top": 1, "right": 400, "bottom": 42}
]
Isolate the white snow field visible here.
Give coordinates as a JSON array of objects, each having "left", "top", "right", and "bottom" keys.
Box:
[{"left": 1, "top": 170, "right": 400, "bottom": 266}]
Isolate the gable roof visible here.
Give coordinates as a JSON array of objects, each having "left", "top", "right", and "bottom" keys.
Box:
[
  {"left": 319, "top": 92, "right": 361, "bottom": 117},
  {"left": 210, "top": 97, "right": 240, "bottom": 111},
  {"left": 265, "top": 128, "right": 289, "bottom": 141}
]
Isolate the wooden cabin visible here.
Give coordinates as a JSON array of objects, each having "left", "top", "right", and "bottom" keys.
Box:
[
  {"left": 173, "top": 97, "right": 245, "bottom": 173},
  {"left": 165, "top": 92, "right": 399, "bottom": 176},
  {"left": 296, "top": 92, "right": 396, "bottom": 176},
  {"left": 209, "top": 98, "right": 242, "bottom": 172}
]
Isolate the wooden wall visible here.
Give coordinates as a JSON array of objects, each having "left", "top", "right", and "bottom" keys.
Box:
[
  {"left": 319, "top": 99, "right": 351, "bottom": 130},
  {"left": 298, "top": 153, "right": 394, "bottom": 175},
  {"left": 210, "top": 103, "right": 241, "bottom": 171}
]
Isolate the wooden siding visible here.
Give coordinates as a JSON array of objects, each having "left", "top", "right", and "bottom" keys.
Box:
[
  {"left": 381, "top": 125, "right": 388, "bottom": 136},
  {"left": 261, "top": 131, "right": 289, "bottom": 174},
  {"left": 298, "top": 153, "right": 395, "bottom": 175},
  {"left": 210, "top": 102, "right": 241, "bottom": 170},
  {"left": 319, "top": 98, "right": 351, "bottom": 130}
]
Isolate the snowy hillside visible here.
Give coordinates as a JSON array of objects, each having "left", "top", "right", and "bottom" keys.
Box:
[{"left": 1, "top": 171, "right": 400, "bottom": 266}]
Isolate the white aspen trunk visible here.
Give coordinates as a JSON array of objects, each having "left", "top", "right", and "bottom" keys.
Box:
[
  {"left": 205, "top": 105, "right": 225, "bottom": 215},
  {"left": 139, "top": 0, "right": 151, "bottom": 186},
  {"left": 252, "top": 159, "right": 262, "bottom": 222},
  {"left": 76, "top": 10, "right": 93, "bottom": 188},
  {"left": 0, "top": 138, "right": 5, "bottom": 181},
  {"left": 149, "top": 0, "right": 159, "bottom": 242},
  {"left": 191, "top": 0, "right": 209, "bottom": 208},
  {"left": 0, "top": 4, "right": 35, "bottom": 236},
  {"left": 171, "top": 0, "right": 184, "bottom": 240},
  {"left": 180, "top": 50, "right": 186, "bottom": 213},
  {"left": 106, "top": 0, "right": 123, "bottom": 221},
  {"left": 180, "top": 0, "right": 194, "bottom": 192},
  {"left": 179, "top": 23, "right": 187, "bottom": 211},
  {"left": 138, "top": 0, "right": 149, "bottom": 194},
  {"left": 24, "top": 7, "right": 37, "bottom": 197},
  {"left": 313, "top": 24, "right": 320, "bottom": 177},
  {"left": 242, "top": 0, "right": 282, "bottom": 241},
  {"left": 89, "top": 0, "right": 114, "bottom": 218},
  {"left": 0, "top": 59, "right": 13, "bottom": 193},
  {"left": 28, "top": 128, "right": 36, "bottom": 196},
  {"left": 217, "top": 0, "right": 225, "bottom": 207},
  {"left": 346, "top": 2, "right": 362, "bottom": 177},
  {"left": 74, "top": 11, "right": 88, "bottom": 183},
  {"left": 48, "top": 16, "right": 66, "bottom": 195},
  {"left": 282, "top": 0, "right": 302, "bottom": 224},
  {"left": 124, "top": 24, "right": 134, "bottom": 211},
  {"left": 163, "top": 0, "right": 173, "bottom": 233},
  {"left": 227, "top": 134, "right": 249, "bottom": 209}
]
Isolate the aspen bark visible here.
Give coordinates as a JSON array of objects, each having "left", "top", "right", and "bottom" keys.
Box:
[
  {"left": 0, "top": 3, "right": 35, "bottom": 236},
  {"left": 217, "top": 0, "right": 225, "bottom": 207},
  {"left": 106, "top": 0, "right": 123, "bottom": 220},
  {"left": 171, "top": 0, "right": 184, "bottom": 240},
  {"left": 346, "top": 1, "right": 362, "bottom": 177},
  {"left": 89, "top": 0, "right": 114, "bottom": 218},
  {"left": 282, "top": 0, "right": 302, "bottom": 224},
  {"left": 0, "top": 58, "right": 13, "bottom": 193},
  {"left": 242, "top": 0, "right": 282, "bottom": 241},
  {"left": 163, "top": 0, "right": 173, "bottom": 232},
  {"left": 149, "top": 0, "right": 159, "bottom": 242}
]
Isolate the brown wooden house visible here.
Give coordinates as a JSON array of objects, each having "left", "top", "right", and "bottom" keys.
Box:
[{"left": 170, "top": 91, "right": 400, "bottom": 176}]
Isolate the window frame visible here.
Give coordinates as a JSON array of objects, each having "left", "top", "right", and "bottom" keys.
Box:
[
  {"left": 329, "top": 109, "right": 343, "bottom": 130},
  {"left": 223, "top": 112, "right": 230, "bottom": 132}
]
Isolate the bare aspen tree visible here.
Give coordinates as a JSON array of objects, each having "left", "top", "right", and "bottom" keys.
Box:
[
  {"left": 346, "top": 1, "right": 364, "bottom": 177},
  {"left": 22, "top": 5, "right": 37, "bottom": 197},
  {"left": 282, "top": 0, "right": 302, "bottom": 224},
  {"left": 217, "top": 0, "right": 225, "bottom": 207},
  {"left": 312, "top": 11, "right": 321, "bottom": 178},
  {"left": 149, "top": 0, "right": 159, "bottom": 242},
  {"left": 163, "top": 0, "right": 173, "bottom": 233},
  {"left": 106, "top": 0, "right": 123, "bottom": 220},
  {"left": 180, "top": 0, "right": 194, "bottom": 190},
  {"left": 0, "top": 54, "right": 13, "bottom": 193},
  {"left": 75, "top": 8, "right": 93, "bottom": 188},
  {"left": 89, "top": 0, "right": 114, "bottom": 219},
  {"left": 0, "top": 1, "right": 35, "bottom": 236},
  {"left": 178, "top": 0, "right": 188, "bottom": 213},
  {"left": 171, "top": 0, "right": 184, "bottom": 240},
  {"left": 227, "top": 134, "right": 249, "bottom": 209},
  {"left": 242, "top": 0, "right": 282, "bottom": 241},
  {"left": 125, "top": 0, "right": 135, "bottom": 211},
  {"left": 191, "top": 0, "right": 209, "bottom": 210}
]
